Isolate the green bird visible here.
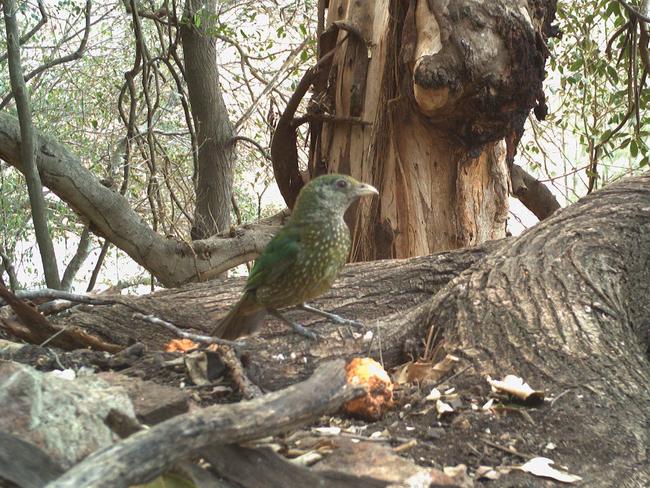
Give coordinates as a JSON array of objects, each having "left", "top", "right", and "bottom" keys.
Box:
[{"left": 212, "top": 174, "right": 378, "bottom": 340}]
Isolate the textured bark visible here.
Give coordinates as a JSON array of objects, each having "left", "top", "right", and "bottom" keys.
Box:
[
  {"left": 307, "top": 0, "right": 557, "bottom": 260},
  {"left": 49, "top": 242, "right": 492, "bottom": 355},
  {"left": 50, "top": 172, "right": 650, "bottom": 486},
  {"left": 181, "top": 0, "right": 235, "bottom": 240},
  {"left": 414, "top": 172, "right": 650, "bottom": 486}
]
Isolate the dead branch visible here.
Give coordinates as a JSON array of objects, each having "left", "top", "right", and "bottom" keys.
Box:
[
  {"left": 48, "top": 360, "right": 364, "bottom": 488},
  {"left": 270, "top": 40, "right": 344, "bottom": 208},
  {"left": 132, "top": 312, "right": 237, "bottom": 347},
  {"left": 0, "top": 282, "right": 121, "bottom": 352},
  {"left": 511, "top": 164, "right": 561, "bottom": 220},
  {"left": 0, "top": 288, "right": 116, "bottom": 308},
  {"left": 0, "top": 431, "right": 63, "bottom": 488},
  {"left": 217, "top": 346, "right": 264, "bottom": 399}
]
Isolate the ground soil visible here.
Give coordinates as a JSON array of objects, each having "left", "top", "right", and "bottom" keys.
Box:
[{"left": 2, "top": 318, "right": 597, "bottom": 487}]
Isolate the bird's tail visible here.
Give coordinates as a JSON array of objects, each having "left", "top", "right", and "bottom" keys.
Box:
[{"left": 211, "top": 293, "right": 266, "bottom": 340}]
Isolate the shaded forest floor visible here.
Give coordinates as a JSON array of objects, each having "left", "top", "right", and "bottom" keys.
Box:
[{"left": 2, "top": 313, "right": 594, "bottom": 487}]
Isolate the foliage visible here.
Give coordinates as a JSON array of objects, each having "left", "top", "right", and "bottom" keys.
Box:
[
  {"left": 520, "top": 0, "right": 649, "bottom": 202},
  {"left": 0, "top": 0, "right": 314, "bottom": 289}
]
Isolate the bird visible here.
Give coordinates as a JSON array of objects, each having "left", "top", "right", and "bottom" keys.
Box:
[{"left": 211, "top": 174, "right": 378, "bottom": 340}]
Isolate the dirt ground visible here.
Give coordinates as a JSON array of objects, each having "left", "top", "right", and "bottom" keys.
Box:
[{"left": 2, "top": 319, "right": 595, "bottom": 487}]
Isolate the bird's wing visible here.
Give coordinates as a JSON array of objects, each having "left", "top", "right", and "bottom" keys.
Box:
[{"left": 245, "top": 226, "right": 301, "bottom": 292}]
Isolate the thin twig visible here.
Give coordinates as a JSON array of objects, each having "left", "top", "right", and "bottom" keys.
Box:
[
  {"left": 0, "top": 0, "right": 48, "bottom": 63},
  {"left": 481, "top": 438, "right": 529, "bottom": 460},
  {"left": 218, "top": 346, "right": 263, "bottom": 399},
  {"left": 0, "top": 0, "right": 92, "bottom": 110},
  {"left": 132, "top": 312, "right": 239, "bottom": 347}
]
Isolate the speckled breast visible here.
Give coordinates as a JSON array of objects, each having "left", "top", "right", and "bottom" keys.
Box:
[{"left": 256, "top": 218, "right": 351, "bottom": 309}]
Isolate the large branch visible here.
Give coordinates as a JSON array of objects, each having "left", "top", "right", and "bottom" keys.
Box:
[
  {"left": 48, "top": 360, "right": 363, "bottom": 488},
  {"left": 414, "top": 172, "right": 650, "bottom": 486},
  {"left": 49, "top": 242, "right": 494, "bottom": 389},
  {"left": 0, "top": 112, "right": 284, "bottom": 286}
]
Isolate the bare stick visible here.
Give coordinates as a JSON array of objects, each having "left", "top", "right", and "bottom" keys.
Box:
[
  {"left": 132, "top": 312, "right": 239, "bottom": 347},
  {"left": 218, "top": 346, "right": 264, "bottom": 399}
]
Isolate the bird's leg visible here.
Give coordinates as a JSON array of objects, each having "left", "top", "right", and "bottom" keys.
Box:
[
  {"left": 298, "top": 303, "right": 364, "bottom": 328},
  {"left": 269, "top": 309, "right": 320, "bottom": 340}
]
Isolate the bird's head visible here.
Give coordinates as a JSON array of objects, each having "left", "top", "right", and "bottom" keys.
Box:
[{"left": 292, "top": 174, "right": 379, "bottom": 219}]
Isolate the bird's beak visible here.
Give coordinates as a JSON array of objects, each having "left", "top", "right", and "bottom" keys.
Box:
[{"left": 354, "top": 182, "right": 379, "bottom": 197}]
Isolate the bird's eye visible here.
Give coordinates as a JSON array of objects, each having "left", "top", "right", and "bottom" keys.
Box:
[{"left": 336, "top": 179, "right": 349, "bottom": 189}]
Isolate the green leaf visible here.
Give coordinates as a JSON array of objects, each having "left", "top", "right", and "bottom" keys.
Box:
[
  {"left": 131, "top": 472, "right": 196, "bottom": 488},
  {"left": 606, "top": 65, "right": 618, "bottom": 83}
]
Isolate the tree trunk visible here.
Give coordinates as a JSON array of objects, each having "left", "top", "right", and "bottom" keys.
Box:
[
  {"left": 181, "top": 0, "right": 235, "bottom": 240},
  {"left": 3, "top": 0, "right": 61, "bottom": 289},
  {"left": 307, "top": 0, "right": 556, "bottom": 260},
  {"left": 49, "top": 172, "right": 650, "bottom": 485}
]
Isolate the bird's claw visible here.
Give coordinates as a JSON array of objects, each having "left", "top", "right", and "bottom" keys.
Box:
[
  {"left": 291, "top": 323, "right": 321, "bottom": 340},
  {"left": 330, "top": 316, "right": 364, "bottom": 328}
]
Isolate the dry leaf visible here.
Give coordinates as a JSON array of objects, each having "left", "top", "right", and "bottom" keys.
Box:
[
  {"left": 289, "top": 451, "right": 322, "bottom": 466},
  {"left": 519, "top": 457, "right": 582, "bottom": 483},
  {"left": 432, "top": 354, "right": 459, "bottom": 376},
  {"left": 435, "top": 399, "right": 454, "bottom": 417},
  {"left": 392, "top": 355, "right": 459, "bottom": 385},
  {"left": 441, "top": 464, "right": 472, "bottom": 488},
  {"left": 312, "top": 426, "right": 341, "bottom": 436},
  {"left": 487, "top": 374, "right": 544, "bottom": 403},
  {"left": 475, "top": 465, "right": 502, "bottom": 480},
  {"left": 425, "top": 388, "right": 441, "bottom": 402},
  {"left": 482, "top": 398, "right": 495, "bottom": 410},
  {"left": 164, "top": 338, "right": 198, "bottom": 352},
  {"left": 184, "top": 351, "right": 209, "bottom": 386}
]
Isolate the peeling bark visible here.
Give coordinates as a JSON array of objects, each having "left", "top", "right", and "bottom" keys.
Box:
[{"left": 307, "top": 0, "right": 558, "bottom": 260}]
